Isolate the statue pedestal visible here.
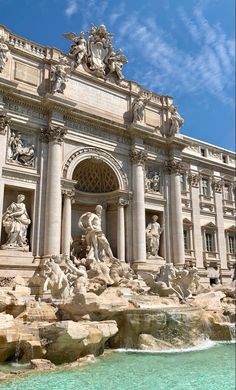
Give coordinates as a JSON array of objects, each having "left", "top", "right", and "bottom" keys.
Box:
[
  {"left": 0, "top": 250, "right": 38, "bottom": 281},
  {"left": 132, "top": 256, "right": 165, "bottom": 274}
]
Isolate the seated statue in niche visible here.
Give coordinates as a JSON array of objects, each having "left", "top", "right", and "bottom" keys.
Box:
[
  {"left": 78, "top": 204, "right": 114, "bottom": 262},
  {"left": 8, "top": 131, "right": 35, "bottom": 166},
  {"left": 1, "top": 194, "right": 31, "bottom": 250},
  {"left": 146, "top": 215, "right": 163, "bottom": 257}
]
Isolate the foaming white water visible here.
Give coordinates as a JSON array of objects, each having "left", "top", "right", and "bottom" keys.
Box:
[{"left": 115, "top": 339, "right": 220, "bottom": 354}]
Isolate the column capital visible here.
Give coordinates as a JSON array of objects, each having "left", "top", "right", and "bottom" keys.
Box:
[
  {"left": 62, "top": 188, "right": 75, "bottom": 200},
  {"left": 212, "top": 178, "right": 223, "bottom": 193},
  {"left": 41, "top": 123, "right": 67, "bottom": 144},
  {"left": 0, "top": 111, "right": 11, "bottom": 135},
  {"left": 188, "top": 172, "right": 200, "bottom": 188},
  {"left": 118, "top": 198, "right": 129, "bottom": 207},
  {"left": 164, "top": 159, "right": 184, "bottom": 175},
  {"left": 130, "top": 149, "right": 147, "bottom": 166}
]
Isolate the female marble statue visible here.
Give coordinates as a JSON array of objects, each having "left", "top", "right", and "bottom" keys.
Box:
[
  {"left": 146, "top": 215, "right": 163, "bottom": 257},
  {"left": 1, "top": 194, "right": 31, "bottom": 250}
]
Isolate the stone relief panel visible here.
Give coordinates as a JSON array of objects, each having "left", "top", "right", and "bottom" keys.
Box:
[
  {"left": 7, "top": 129, "right": 36, "bottom": 167},
  {"left": 145, "top": 170, "right": 161, "bottom": 194}
]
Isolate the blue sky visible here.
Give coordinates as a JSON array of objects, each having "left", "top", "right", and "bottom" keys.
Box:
[{"left": 0, "top": 0, "right": 235, "bottom": 150}]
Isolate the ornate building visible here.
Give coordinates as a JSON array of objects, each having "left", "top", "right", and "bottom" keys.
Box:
[{"left": 0, "top": 24, "right": 235, "bottom": 284}]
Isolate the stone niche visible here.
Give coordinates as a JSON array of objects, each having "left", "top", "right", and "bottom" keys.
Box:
[
  {"left": 71, "top": 202, "right": 118, "bottom": 258},
  {"left": 145, "top": 210, "right": 165, "bottom": 259},
  {"left": 0, "top": 186, "right": 34, "bottom": 251}
]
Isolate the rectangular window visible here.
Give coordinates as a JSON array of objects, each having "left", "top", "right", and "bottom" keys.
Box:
[
  {"left": 224, "top": 184, "right": 230, "bottom": 201},
  {"left": 183, "top": 229, "right": 189, "bottom": 250},
  {"left": 228, "top": 235, "right": 235, "bottom": 254},
  {"left": 202, "top": 178, "right": 209, "bottom": 197},
  {"left": 180, "top": 174, "right": 186, "bottom": 192},
  {"left": 206, "top": 232, "right": 214, "bottom": 252},
  {"left": 201, "top": 148, "right": 206, "bottom": 157}
]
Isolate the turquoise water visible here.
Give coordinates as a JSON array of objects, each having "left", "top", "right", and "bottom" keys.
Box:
[{"left": 0, "top": 343, "right": 235, "bottom": 390}]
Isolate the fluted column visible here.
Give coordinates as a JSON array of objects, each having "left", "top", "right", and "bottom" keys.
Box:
[
  {"left": 62, "top": 189, "right": 75, "bottom": 257},
  {"left": 130, "top": 149, "right": 147, "bottom": 262},
  {"left": 188, "top": 172, "right": 204, "bottom": 268},
  {"left": 42, "top": 124, "right": 67, "bottom": 256},
  {"left": 166, "top": 159, "right": 185, "bottom": 266},
  {"left": 117, "top": 198, "right": 128, "bottom": 261},
  {"left": 212, "top": 178, "right": 227, "bottom": 269}
]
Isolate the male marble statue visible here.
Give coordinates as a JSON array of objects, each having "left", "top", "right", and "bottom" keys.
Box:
[
  {"left": 146, "top": 215, "right": 163, "bottom": 257},
  {"left": 78, "top": 205, "right": 114, "bottom": 262},
  {"left": 1, "top": 194, "right": 31, "bottom": 250}
]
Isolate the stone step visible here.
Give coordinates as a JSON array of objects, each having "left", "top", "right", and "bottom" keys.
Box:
[{"left": 0, "top": 251, "right": 39, "bottom": 280}]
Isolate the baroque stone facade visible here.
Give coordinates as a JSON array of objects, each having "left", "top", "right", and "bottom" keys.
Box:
[{"left": 0, "top": 24, "right": 235, "bottom": 284}]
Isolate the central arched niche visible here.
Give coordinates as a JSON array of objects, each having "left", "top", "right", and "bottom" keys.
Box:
[{"left": 72, "top": 158, "right": 119, "bottom": 193}]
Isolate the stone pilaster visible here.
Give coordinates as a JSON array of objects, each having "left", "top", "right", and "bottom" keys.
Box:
[
  {"left": 61, "top": 189, "right": 75, "bottom": 257},
  {"left": 130, "top": 149, "right": 147, "bottom": 262},
  {"left": 165, "top": 159, "right": 185, "bottom": 266},
  {"left": 188, "top": 172, "right": 204, "bottom": 268},
  {"left": 212, "top": 178, "right": 227, "bottom": 269},
  {"left": 117, "top": 198, "right": 129, "bottom": 261},
  {"left": 43, "top": 124, "right": 67, "bottom": 256}
]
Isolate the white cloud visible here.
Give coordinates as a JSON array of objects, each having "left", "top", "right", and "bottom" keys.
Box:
[
  {"left": 65, "top": 0, "right": 78, "bottom": 18},
  {"left": 115, "top": 7, "right": 235, "bottom": 106}
]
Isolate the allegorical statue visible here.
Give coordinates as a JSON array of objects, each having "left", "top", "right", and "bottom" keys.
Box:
[
  {"left": 1, "top": 194, "right": 31, "bottom": 250},
  {"left": 161, "top": 105, "right": 184, "bottom": 138},
  {"left": 63, "top": 31, "right": 87, "bottom": 69},
  {"left": 78, "top": 205, "right": 114, "bottom": 262},
  {"left": 146, "top": 215, "right": 163, "bottom": 257},
  {"left": 0, "top": 42, "right": 9, "bottom": 73},
  {"left": 50, "top": 56, "right": 71, "bottom": 94},
  {"left": 132, "top": 94, "right": 151, "bottom": 124}
]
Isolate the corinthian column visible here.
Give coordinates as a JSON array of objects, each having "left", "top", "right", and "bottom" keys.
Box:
[
  {"left": 42, "top": 124, "right": 67, "bottom": 256},
  {"left": 130, "top": 149, "right": 147, "bottom": 262},
  {"left": 62, "top": 189, "right": 75, "bottom": 257},
  {"left": 165, "top": 159, "right": 185, "bottom": 266},
  {"left": 117, "top": 198, "right": 128, "bottom": 261}
]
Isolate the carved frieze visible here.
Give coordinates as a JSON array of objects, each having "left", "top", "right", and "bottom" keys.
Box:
[{"left": 41, "top": 124, "right": 67, "bottom": 144}]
